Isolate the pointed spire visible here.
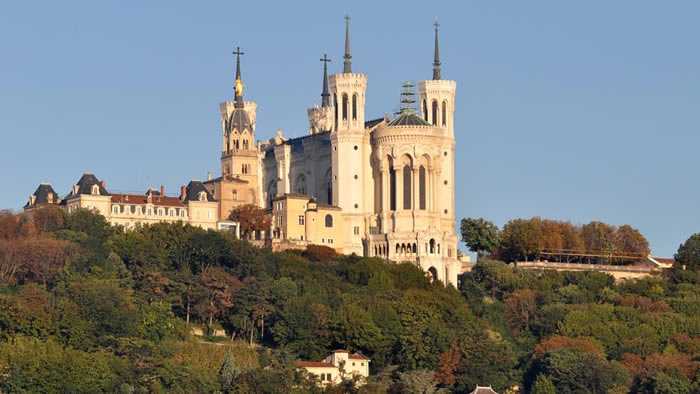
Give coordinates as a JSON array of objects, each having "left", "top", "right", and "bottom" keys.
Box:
[
  {"left": 232, "top": 46, "right": 245, "bottom": 106},
  {"left": 320, "top": 54, "right": 331, "bottom": 107},
  {"left": 432, "top": 19, "right": 441, "bottom": 80},
  {"left": 343, "top": 15, "right": 352, "bottom": 73}
]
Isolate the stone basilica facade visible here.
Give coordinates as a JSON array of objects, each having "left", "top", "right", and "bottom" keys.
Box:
[{"left": 212, "top": 20, "right": 460, "bottom": 286}]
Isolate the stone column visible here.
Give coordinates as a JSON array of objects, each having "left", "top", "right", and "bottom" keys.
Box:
[{"left": 395, "top": 165, "right": 403, "bottom": 211}]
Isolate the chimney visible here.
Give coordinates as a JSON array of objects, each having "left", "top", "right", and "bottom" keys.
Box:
[
  {"left": 207, "top": 172, "right": 212, "bottom": 181},
  {"left": 180, "top": 185, "right": 187, "bottom": 200},
  {"left": 100, "top": 180, "right": 106, "bottom": 188},
  {"left": 160, "top": 185, "right": 165, "bottom": 196}
]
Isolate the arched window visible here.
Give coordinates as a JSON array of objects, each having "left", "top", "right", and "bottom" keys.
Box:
[
  {"left": 442, "top": 100, "right": 447, "bottom": 126},
  {"left": 389, "top": 166, "right": 396, "bottom": 211},
  {"left": 243, "top": 139, "right": 249, "bottom": 150},
  {"left": 352, "top": 94, "right": 358, "bottom": 120},
  {"left": 419, "top": 165, "right": 426, "bottom": 210},
  {"left": 413, "top": 243, "right": 417, "bottom": 254},
  {"left": 342, "top": 94, "right": 348, "bottom": 120},
  {"left": 325, "top": 214, "right": 333, "bottom": 228},
  {"left": 333, "top": 94, "right": 338, "bottom": 131},
  {"left": 91, "top": 184, "right": 99, "bottom": 195},
  {"left": 430, "top": 238, "right": 436, "bottom": 254},
  {"left": 423, "top": 99, "right": 428, "bottom": 121},
  {"left": 431, "top": 100, "right": 438, "bottom": 126},
  {"left": 403, "top": 165, "right": 411, "bottom": 210}
]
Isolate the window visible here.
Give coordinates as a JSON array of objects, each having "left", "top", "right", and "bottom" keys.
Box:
[
  {"left": 342, "top": 93, "right": 348, "bottom": 120},
  {"left": 423, "top": 99, "right": 428, "bottom": 121},
  {"left": 328, "top": 238, "right": 334, "bottom": 244},
  {"left": 353, "top": 226, "right": 359, "bottom": 235},
  {"left": 277, "top": 215, "right": 283, "bottom": 226},
  {"left": 442, "top": 100, "right": 447, "bottom": 126},
  {"left": 352, "top": 362, "right": 356, "bottom": 366},
  {"left": 207, "top": 211, "right": 212, "bottom": 219},
  {"left": 242, "top": 164, "right": 249, "bottom": 174},
  {"left": 158, "top": 208, "right": 164, "bottom": 216},
  {"left": 326, "top": 373, "right": 331, "bottom": 381},
  {"left": 243, "top": 139, "right": 249, "bottom": 150},
  {"left": 403, "top": 165, "right": 411, "bottom": 210},
  {"left": 232, "top": 190, "right": 238, "bottom": 200},
  {"left": 325, "top": 214, "right": 333, "bottom": 227},
  {"left": 389, "top": 166, "right": 396, "bottom": 211},
  {"left": 198, "top": 191, "right": 207, "bottom": 201},
  {"left": 333, "top": 94, "right": 338, "bottom": 131},
  {"left": 112, "top": 206, "right": 118, "bottom": 214},
  {"left": 91, "top": 184, "right": 99, "bottom": 195},
  {"left": 352, "top": 94, "right": 357, "bottom": 120},
  {"left": 431, "top": 100, "right": 438, "bottom": 125},
  {"left": 298, "top": 215, "right": 305, "bottom": 225},
  {"left": 148, "top": 209, "right": 153, "bottom": 216},
  {"left": 419, "top": 166, "right": 426, "bottom": 210}
]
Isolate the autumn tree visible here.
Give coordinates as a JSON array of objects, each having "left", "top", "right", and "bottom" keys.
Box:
[
  {"left": 460, "top": 217, "right": 501, "bottom": 258},
  {"left": 28, "top": 206, "right": 65, "bottom": 234},
  {"left": 228, "top": 204, "right": 271, "bottom": 238},
  {"left": 435, "top": 338, "right": 462, "bottom": 386},
  {"left": 504, "top": 289, "right": 537, "bottom": 333},
  {"left": 500, "top": 218, "right": 543, "bottom": 262}
]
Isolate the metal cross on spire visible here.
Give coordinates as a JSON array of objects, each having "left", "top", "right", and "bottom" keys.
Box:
[
  {"left": 343, "top": 15, "right": 352, "bottom": 73},
  {"left": 232, "top": 46, "right": 245, "bottom": 105},
  {"left": 320, "top": 54, "right": 331, "bottom": 108},
  {"left": 233, "top": 46, "right": 244, "bottom": 80},
  {"left": 433, "top": 19, "right": 441, "bottom": 80}
]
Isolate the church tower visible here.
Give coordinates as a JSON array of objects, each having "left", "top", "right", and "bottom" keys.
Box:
[
  {"left": 329, "top": 16, "right": 370, "bottom": 254},
  {"left": 220, "top": 47, "right": 259, "bottom": 187},
  {"left": 417, "top": 21, "right": 457, "bottom": 233},
  {"left": 307, "top": 54, "right": 334, "bottom": 134}
]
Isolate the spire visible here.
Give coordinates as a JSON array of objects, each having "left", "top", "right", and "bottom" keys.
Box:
[
  {"left": 343, "top": 15, "right": 352, "bottom": 73},
  {"left": 432, "top": 19, "right": 441, "bottom": 80},
  {"left": 320, "top": 54, "right": 331, "bottom": 107},
  {"left": 232, "top": 46, "right": 245, "bottom": 106}
]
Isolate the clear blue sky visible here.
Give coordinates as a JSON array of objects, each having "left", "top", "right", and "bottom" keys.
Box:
[{"left": 1, "top": 1, "right": 698, "bottom": 257}]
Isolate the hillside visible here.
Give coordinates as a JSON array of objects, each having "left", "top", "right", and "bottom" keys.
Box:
[{"left": 0, "top": 207, "right": 698, "bottom": 393}]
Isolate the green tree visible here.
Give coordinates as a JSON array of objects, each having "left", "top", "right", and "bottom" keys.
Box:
[
  {"left": 218, "top": 350, "right": 239, "bottom": 393},
  {"left": 538, "top": 347, "right": 629, "bottom": 394},
  {"left": 675, "top": 233, "right": 700, "bottom": 270},
  {"left": 460, "top": 217, "right": 501, "bottom": 258},
  {"left": 531, "top": 374, "right": 556, "bottom": 394}
]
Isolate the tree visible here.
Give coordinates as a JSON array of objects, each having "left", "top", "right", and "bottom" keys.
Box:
[
  {"left": 218, "top": 350, "right": 239, "bottom": 393},
  {"left": 616, "top": 225, "right": 650, "bottom": 263},
  {"left": 531, "top": 374, "right": 556, "bottom": 394},
  {"left": 460, "top": 218, "right": 501, "bottom": 258},
  {"left": 537, "top": 347, "right": 629, "bottom": 394},
  {"left": 22, "top": 237, "right": 75, "bottom": 287},
  {"left": 504, "top": 289, "right": 537, "bottom": 333},
  {"left": 582, "top": 221, "right": 617, "bottom": 263},
  {"left": 500, "top": 218, "right": 543, "bottom": 262},
  {"left": 28, "top": 206, "right": 65, "bottom": 234},
  {"left": 228, "top": 204, "right": 271, "bottom": 238},
  {"left": 675, "top": 233, "right": 700, "bottom": 270},
  {"left": 435, "top": 338, "right": 461, "bottom": 386}
]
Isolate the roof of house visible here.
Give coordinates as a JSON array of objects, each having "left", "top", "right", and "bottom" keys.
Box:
[
  {"left": 183, "top": 180, "right": 216, "bottom": 203},
  {"left": 308, "top": 202, "right": 342, "bottom": 211},
  {"left": 65, "top": 173, "right": 109, "bottom": 198},
  {"left": 297, "top": 361, "right": 336, "bottom": 368},
  {"left": 653, "top": 257, "right": 675, "bottom": 265},
  {"left": 365, "top": 117, "right": 385, "bottom": 129},
  {"left": 348, "top": 353, "right": 369, "bottom": 360},
  {"left": 470, "top": 386, "right": 498, "bottom": 394},
  {"left": 110, "top": 194, "right": 185, "bottom": 207},
  {"left": 24, "top": 183, "right": 60, "bottom": 208},
  {"left": 203, "top": 175, "right": 249, "bottom": 184},
  {"left": 273, "top": 192, "right": 311, "bottom": 202}
]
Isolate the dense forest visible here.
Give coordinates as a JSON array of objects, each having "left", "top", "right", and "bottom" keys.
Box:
[{"left": 0, "top": 206, "right": 698, "bottom": 393}]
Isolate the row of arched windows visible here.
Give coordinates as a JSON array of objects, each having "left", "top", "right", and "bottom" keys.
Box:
[
  {"left": 111, "top": 204, "right": 186, "bottom": 218},
  {"left": 423, "top": 99, "right": 448, "bottom": 127},
  {"left": 333, "top": 93, "right": 359, "bottom": 130},
  {"left": 388, "top": 164, "right": 428, "bottom": 211}
]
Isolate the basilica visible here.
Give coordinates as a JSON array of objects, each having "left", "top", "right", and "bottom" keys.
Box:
[
  {"left": 24, "top": 18, "right": 462, "bottom": 287},
  {"left": 211, "top": 19, "right": 460, "bottom": 286}
]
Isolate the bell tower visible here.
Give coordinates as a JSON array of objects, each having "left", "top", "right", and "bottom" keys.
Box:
[
  {"left": 329, "top": 15, "right": 370, "bottom": 254},
  {"left": 220, "top": 47, "right": 259, "bottom": 183},
  {"left": 417, "top": 20, "right": 457, "bottom": 234}
]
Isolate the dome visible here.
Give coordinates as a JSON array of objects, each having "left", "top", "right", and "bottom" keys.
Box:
[
  {"left": 229, "top": 108, "right": 252, "bottom": 131},
  {"left": 386, "top": 111, "right": 430, "bottom": 127}
]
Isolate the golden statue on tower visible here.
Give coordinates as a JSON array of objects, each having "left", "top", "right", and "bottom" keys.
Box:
[{"left": 235, "top": 76, "right": 244, "bottom": 97}]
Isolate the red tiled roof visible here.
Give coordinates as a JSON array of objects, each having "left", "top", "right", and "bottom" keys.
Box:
[
  {"left": 297, "top": 361, "right": 335, "bottom": 368},
  {"left": 653, "top": 257, "right": 675, "bottom": 265},
  {"left": 348, "top": 353, "right": 369, "bottom": 360},
  {"left": 110, "top": 194, "right": 184, "bottom": 207}
]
